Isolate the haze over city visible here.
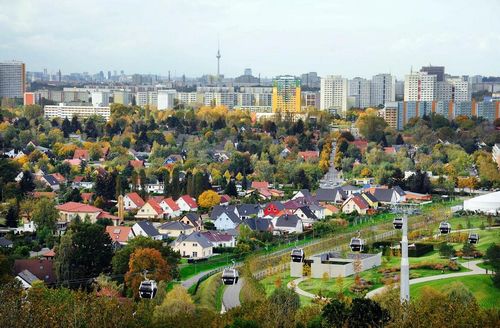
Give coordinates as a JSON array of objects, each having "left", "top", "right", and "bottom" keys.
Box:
[{"left": 1, "top": 0, "right": 499, "bottom": 77}]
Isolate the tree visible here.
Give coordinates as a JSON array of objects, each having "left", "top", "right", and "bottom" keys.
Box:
[
  {"left": 322, "top": 299, "right": 349, "bottom": 328},
  {"left": 225, "top": 180, "right": 238, "bottom": 197},
  {"left": 266, "top": 287, "right": 301, "bottom": 328},
  {"left": 348, "top": 298, "right": 390, "bottom": 328},
  {"left": 19, "top": 170, "right": 35, "bottom": 194},
  {"left": 65, "top": 188, "right": 82, "bottom": 203},
  {"left": 355, "top": 111, "right": 388, "bottom": 142},
  {"left": 153, "top": 285, "right": 195, "bottom": 324},
  {"left": 32, "top": 198, "right": 59, "bottom": 232},
  {"left": 485, "top": 243, "right": 500, "bottom": 288},
  {"left": 439, "top": 243, "right": 455, "bottom": 258},
  {"left": 294, "top": 169, "right": 310, "bottom": 190},
  {"left": 197, "top": 190, "right": 220, "bottom": 209},
  {"left": 125, "top": 248, "right": 171, "bottom": 299},
  {"left": 5, "top": 206, "right": 18, "bottom": 228}
]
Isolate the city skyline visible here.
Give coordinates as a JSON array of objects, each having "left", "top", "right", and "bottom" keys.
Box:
[{"left": 1, "top": 0, "right": 499, "bottom": 78}]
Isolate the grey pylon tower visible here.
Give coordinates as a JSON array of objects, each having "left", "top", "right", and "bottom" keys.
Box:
[
  {"left": 216, "top": 38, "right": 221, "bottom": 81},
  {"left": 400, "top": 213, "right": 410, "bottom": 303}
]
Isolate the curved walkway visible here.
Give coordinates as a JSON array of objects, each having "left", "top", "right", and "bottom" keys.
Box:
[
  {"left": 221, "top": 278, "right": 244, "bottom": 312},
  {"left": 288, "top": 260, "right": 487, "bottom": 300}
]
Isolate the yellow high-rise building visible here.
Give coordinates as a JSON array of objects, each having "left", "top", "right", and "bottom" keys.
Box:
[{"left": 272, "top": 75, "right": 301, "bottom": 114}]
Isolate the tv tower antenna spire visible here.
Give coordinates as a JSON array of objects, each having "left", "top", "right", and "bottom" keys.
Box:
[{"left": 216, "top": 37, "right": 221, "bottom": 81}]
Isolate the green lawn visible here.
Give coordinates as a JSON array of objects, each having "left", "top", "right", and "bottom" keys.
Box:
[
  {"left": 410, "top": 275, "right": 500, "bottom": 309},
  {"left": 180, "top": 254, "right": 238, "bottom": 279},
  {"left": 259, "top": 273, "right": 311, "bottom": 305}
]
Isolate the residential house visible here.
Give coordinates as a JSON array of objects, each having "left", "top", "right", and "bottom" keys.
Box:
[
  {"left": 263, "top": 201, "right": 285, "bottom": 217},
  {"left": 241, "top": 218, "right": 274, "bottom": 233},
  {"left": 158, "top": 221, "right": 195, "bottom": 237},
  {"left": 341, "top": 195, "right": 370, "bottom": 215},
  {"left": 292, "top": 189, "right": 313, "bottom": 200},
  {"left": 176, "top": 195, "right": 198, "bottom": 212},
  {"left": 294, "top": 206, "right": 318, "bottom": 227},
  {"left": 73, "top": 148, "right": 90, "bottom": 161},
  {"left": 219, "top": 194, "right": 231, "bottom": 205},
  {"left": 105, "top": 226, "right": 134, "bottom": 246},
  {"left": 368, "top": 186, "right": 406, "bottom": 204},
  {"left": 51, "top": 173, "right": 67, "bottom": 185},
  {"left": 145, "top": 181, "right": 165, "bottom": 194},
  {"left": 361, "top": 192, "right": 379, "bottom": 209},
  {"left": 71, "top": 176, "right": 94, "bottom": 189},
  {"left": 0, "top": 236, "right": 13, "bottom": 248},
  {"left": 159, "top": 197, "right": 182, "bottom": 218},
  {"left": 129, "top": 160, "right": 144, "bottom": 169},
  {"left": 322, "top": 204, "right": 340, "bottom": 216},
  {"left": 13, "top": 259, "right": 56, "bottom": 285},
  {"left": 132, "top": 221, "right": 163, "bottom": 240},
  {"left": 16, "top": 269, "right": 40, "bottom": 289},
  {"left": 135, "top": 199, "right": 164, "bottom": 220},
  {"left": 213, "top": 210, "right": 241, "bottom": 231},
  {"left": 280, "top": 147, "right": 291, "bottom": 158},
  {"left": 41, "top": 174, "right": 60, "bottom": 191},
  {"left": 236, "top": 204, "right": 261, "bottom": 219},
  {"left": 201, "top": 231, "right": 236, "bottom": 248},
  {"left": 179, "top": 213, "right": 203, "bottom": 231},
  {"left": 298, "top": 151, "right": 319, "bottom": 161},
  {"left": 315, "top": 187, "right": 347, "bottom": 204},
  {"left": 273, "top": 214, "right": 304, "bottom": 234},
  {"left": 123, "top": 192, "right": 146, "bottom": 210},
  {"left": 171, "top": 232, "right": 213, "bottom": 258},
  {"left": 341, "top": 185, "right": 361, "bottom": 197},
  {"left": 56, "top": 202, "right": 121, "bottom": 225},
  {"left": 308, "top": 203, "right": 325, "bottom": 220}
]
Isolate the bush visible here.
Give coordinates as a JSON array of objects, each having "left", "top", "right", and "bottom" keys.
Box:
[{"left": 408, "top": 243, "right": 434, "bottom": 257}]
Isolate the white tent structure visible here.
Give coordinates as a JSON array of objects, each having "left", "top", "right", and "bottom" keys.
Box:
[{"left": 463, "top": 191, "right": 500, "bottom": 215}]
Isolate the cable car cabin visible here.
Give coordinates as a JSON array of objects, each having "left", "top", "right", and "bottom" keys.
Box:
[
  {"left": 222, "top": 268, "right": 239, "bottom": 285},
  {"left": 139, "top": 280, "right": 158, "bottom": 299},
  {"left": 468, "top": 233, "right": 479, "bottom": 244},
  {"left": 439, "top": 222, "right": 451, "bottom": 234},
  {"left": 291, "top": 248, "right": 304, "bottom": 263},
  {"left": 393, "top": 217, "right": 403, "bottom": 230},
  {"left": 349, "top": 237, "right": 364, "bottom": 252}
]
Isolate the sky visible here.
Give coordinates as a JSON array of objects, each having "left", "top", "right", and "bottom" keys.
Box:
[{"left": 0, "top": 0, "right": 499, "bottom": 79}]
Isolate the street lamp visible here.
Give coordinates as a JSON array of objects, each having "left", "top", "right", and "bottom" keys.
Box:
[{"left": 393, "top": 214, "right": 409, "bottom": 303}]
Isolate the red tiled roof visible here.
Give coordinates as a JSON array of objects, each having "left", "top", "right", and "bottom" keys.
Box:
[
  {"left": 251, "top": 181, "right": 269, "bottom": 189},
  {"left": 81, "top": 192, "right": 94, "bottom": 203},
  {"left": 201, "top": 231, "right": 234, "bottom": 243},
  {"left": 351, "top": 195, "right": 369, "bottom": 210},
  {"left": 384, "top": 147, "right": 396, "bottom": 154},
  {"left": 56, "top": 202, "right": 102, "bottom": 213},
  {"left": 73, "top": 176, "right": 84, "bottom": 183},
  {"left": 129, "top": 160, "right": 144, "bottom": 169},
  {"left": 65, "top": 159, "right": 82, "bottom": 166},
  {"left": 179, "top": 195, "right": 197, "bottom": 209},
  {"left": 105, "top": 226, "right": 132, "bottom": 243},
  {"left": 146, "top": 199, "right": 164, "bottom": 215},
  {"left": 42, "top": 249, "right": 56, "bottom": 257},
  {"left": 220, "top": 195, "right": 231, "bottom": 203},
  {"left": 97, "top": 211, "right": 120, "bottom": 221},
  {"left": 350, "top": 140, "right": 368, "bottom": 152},
  {"left": 51, "top": 173, "right": 66, "bottom": 183},
  {"left": 151, "top": 196, "right": 164, "bottom": 203},
  {"left": 323, "top": 204, "right": 340, "bottom": 213},
  {"left": 298, "top": 151, "right": 319, "bottom": 160},
  {"left": 163, "top": 197, "right": 180, "bottom": 211},
  {"left": 126, "top": 192, "right": 145, "bottom": 207},
  {"left": 73, "top": 148, "right": 89, "bottom": 160}
]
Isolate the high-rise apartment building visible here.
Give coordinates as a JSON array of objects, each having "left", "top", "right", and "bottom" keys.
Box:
[
  {"left": 272, "top": 76, "right": 301, "bottom": 114},
  {"left": 420, "top": 65, "right": 445, "bottom": 82},
  {"left": 91, "top": 91, "right": 110, "bottom": 106},
  {"left": 112, "top": 90, "right": 132, "bottom": 105},
  {"left": 349, "top": 77, "right": 371, "bottom": 108},
  {"left": 404, "top": 71, "right": 436, "bottom": 101},
  {"left": 0, "top": 61, "right": 25, "bottom": 99},
  {"left": 371, "top": 74, "right": 395, "bottom": 107},
  {"left": 436, "top": 77, "right": 470, "bottom": 102},
  {"left": 300, "top": 72, "right": 320, "bottom": 88},
  {"left": 378, "top": 102, "right": 398, "bottom": 129},
  {"left": 320, "top": 75, "right": 348, "bottom": 114},
  {"left": 301, "top": 91, "right": 320, "bottom": 109},
  {"left": 157, "top": 89, "right": 176, "bottom": 110}
]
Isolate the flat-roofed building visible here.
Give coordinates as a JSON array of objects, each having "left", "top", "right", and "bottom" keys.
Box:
[{"left": 44, "top": 103, "right": 111, "bottom": 121}]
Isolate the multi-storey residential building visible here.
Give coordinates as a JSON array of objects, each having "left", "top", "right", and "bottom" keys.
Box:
[
  {"left": 157, "top": 89, "right": 176, "bottom": 110},
  {"left": 44, "top": 103, "right": 111, "bottom": 121},
  {"left": 378, "top": 102, "right": 398, "bottom": 129},
  {"left": 300, "top": 72, "right": 321, "bottom": 88},
  {"left": 349, "top": 77, "right": 371, "bottom": 108},
  {"left": 240, "top": 87, "right": 273, "bottom": 106},
  {"left": 199, "top": 87, "right": 235, "bottom": 108},
  {"left": 420, "top": 65, "right": 445, "bottom": 82},
  {"left": 91, "top": 91, "right": 110, "bottom": 106},
  {"left": 0, "top": 61, "right": 25, "bottom": 99},
  {"left": 493, "top": 144, "right": 500, "bottom": 169},
  {"left": 237, "top": 93, "right": 254, "bottom": 107},
  {"left": 371, "top": 74, "right": 395, "bottom": 107},
  {"left": 404, "top": 71, "right": 436, "bottom": 101},
  {"left": 135, "top": 91, "right": 158, "bottom": 107},
  {"left": 395, "top": 80, "right": 404, "bottom": 100},
  {"left": 176, "top": 92, "right": 199, "bottom": 106},
  {"left": 436, "top": 77, "right": 470, "bottom": 102},
  {"left": 301, "top": 91, "right": 320, "bottom": 109},
  {"left": 320, "top": 75, "right": 348, "bottom": 114},
  {"left": 272, "top": 76, "right": 301, "bottom": 114},
  {"left": 112, "top": 90, "right": 132, "bottom": 105}
]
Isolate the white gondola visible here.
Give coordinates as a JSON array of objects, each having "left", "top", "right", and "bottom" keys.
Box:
[
  {"left": 222, "top": 268, "right": 239, "bottom": 285},
  {"left": 291, "top": 248, "right": 304, "bottom": 262},
  {"left": 439, "top": 221, "right": 451, "bottom": 234},
  {"left": 468, "top": 233, "right": 479, "bottom": 244},
  {"left": 393, "top": 217, "right": 403, "bottom": 230},
  {"left": 139, "top": 280, "right": 158, "bottom": 299},
  {"left": 349, "top": 237, "right": 364, "bottom": 252}
]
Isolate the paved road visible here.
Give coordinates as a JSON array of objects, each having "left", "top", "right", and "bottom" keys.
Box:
[
  {"left": 320, "top": 142, "right": 344, "bottom": 188},
  {"left": 181, "top": 271, "right": 211, "bottom": 289},
  {"left": 222, "top": 278, "right": 244, "bottom": 312}
]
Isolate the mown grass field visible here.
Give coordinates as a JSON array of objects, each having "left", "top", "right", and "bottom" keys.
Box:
[{"left": 410, "top": 274, "right": 500, "bottom": 309}]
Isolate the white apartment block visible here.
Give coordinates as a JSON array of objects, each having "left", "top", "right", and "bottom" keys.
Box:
[
  {"left": 91, "top": 91, "right": 110, "bottom": 107},
  {"left": 203, "top": 91, "right": 235, "bottom": 108},
  {"left": 348, "top": 77, "right": 371, "bottom": 108},
  {"left": 176, "top": 92, "right": 199, "bottom": 105},
  {"left": 320, "top": 75, "right": 348, "bottom": 114},
  {"left": 437, "top": 77, "right": 470, "bottom": 102},
  {"left": 237, "top": 93, "right": 254, "bottom": 107},
  {"left": 371, "top": 74, "right": 395, "bottom": 107},
  {"left": 157, "top": 89, "right": 176, "bottom": 110},
  {"left": 404, "top": 72, "right": 436, "bottom": 101},
  {"left": 44, "top": 104, "right": 111, "bottom": 121},
  {"left": 135, "top": 91, "right": 158, "bottom": 107}
]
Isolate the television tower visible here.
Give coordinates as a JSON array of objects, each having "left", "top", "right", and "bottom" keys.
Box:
[{"left": 216, "top": 39, "right": 221, "bottom": 81}]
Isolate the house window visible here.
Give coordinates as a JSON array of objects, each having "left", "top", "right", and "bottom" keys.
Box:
[
  {"left": 193, "top": 243, "right": 197, "bottom": 247},
  {"left": 193, "top": 251, "right": 197, "bottom": 257}
]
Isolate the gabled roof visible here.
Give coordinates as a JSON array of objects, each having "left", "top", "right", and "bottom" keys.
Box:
[
  {"left": 315, "top": 187, "right": 347, "bottom": 202},
  {"left": 201, "top": 230, "right": 234, "bottom": 243},
  {"left": 348, "top": 195, "right": 370, "bottom": 210},
  {"left": 275, "top": 214, "right": 301, "bottom": 228},
  {"left": 237, "top": 204, "right": 260, "bottom": 217},
  {"left": 242, "top": 218, "right": 273, "bottom": 232},
  {"left": 393, "top": 186, "right": 406, "bottom": 196},
  {"left": 17, "top": 269, "right": 40, "bottom": 285},
  {"left": 126, "top": 192, "right": 145, "bottom": 207},
  {"left": 283, "top": 199, "right": 301, "bottom": 210},
  {"left": 178, "top": 195, "right": 197, "bottom": 208},
  {"left": 159, "top": 221, "right": 192, "bottom": 231},
  {"left": 220, "top": 194, "right": 231, "bottom": 204},
  {"left": 218, "top": 210, "right": 241, "bottom": 224},
  {"left": 361, "top": 192, "right": 378, "bottom": 203},
  {"left": 13, "top": 259, "right": 55, "bottom": 283},
  {"left": 251, "top": 181, "right": 269, "bottom": 189},
  {"left": 81, "top": 192, "right": 94, "bottom": 203},
  {"left": 265, "top": 201, "right": 285, "bottom": 211},
  {"left": 105, "top": 226, "right": 133, "bottom": 243},
  {"left": 298, "top": 151, "right": 319, "bottom": 160},
  {"left": 56, "top": 202, "right": 102, "bottom": 213},
  {"left": 135, "top": 221, "right": 160, "bottom": 237},
  {"left": 163, "top": 197, "right": 180, "bottom": 211},
  {"left": 371, "top": 189, "right": 394, "bottom": 202},
  {"left": 176, "top": 232, "right": 213, "bottom": 248},
  {"left": 181, "top": 213, "right": 202, "bottom": 227},
  {"left": 146, "top": 199, "right": 163, "bottom": 215},
  {"left": 295, "top": 189, "right": 313, "bottom": 198},
  {"left": 129, "top": 160, "right": 144, "bottom": 169},
  {"left": 0, "top": 236, "right": 13, "bottom": 247},
  {"left": 73, "top": 148, "right": 89, "bottom": 160},
  {"left": 211, "top": 205, "right": 237, "bottom": 220},
  {"left": 296, "top": 206, "right": 318, "bottom": 220},
  {"left": 51, "top": 173, "right": 66, "bottom": 183},
  {"left": 42, "top": 174, "right": 59, "bottom": 186}
]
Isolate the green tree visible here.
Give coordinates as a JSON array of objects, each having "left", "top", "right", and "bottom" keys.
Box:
[
  {"left": 322, "top": 299, "right": 349, "bottom": 328},
  {"left": 19, "top": 170, "right": 35, "bottom": 194},
  {"left": 5, "top": 206, "right": 18, "bottom": 228},
  {"left": 32, "top": 198, "right": 59, "bottom": 232}
]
